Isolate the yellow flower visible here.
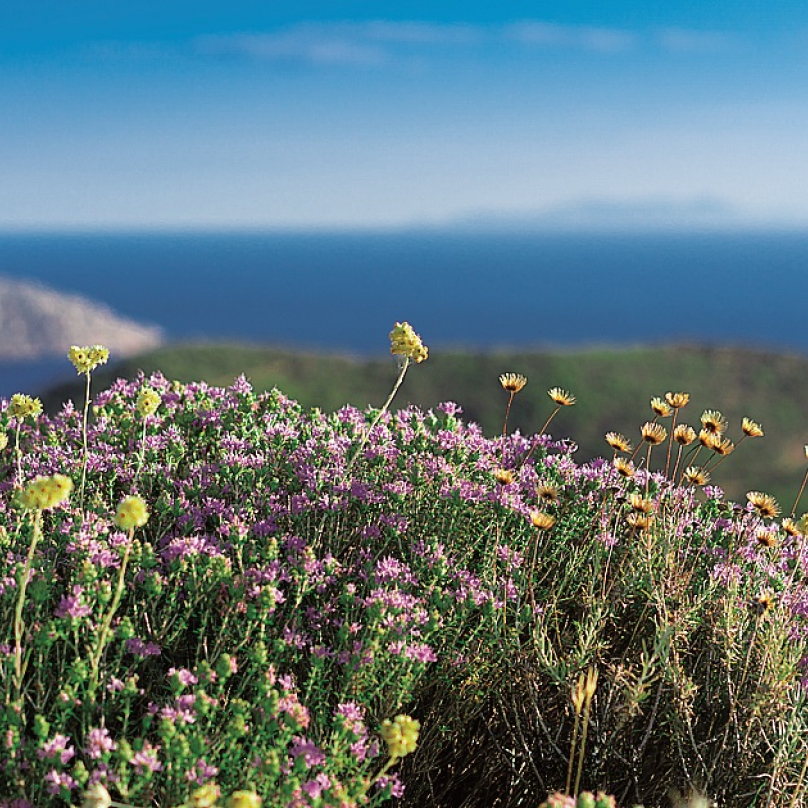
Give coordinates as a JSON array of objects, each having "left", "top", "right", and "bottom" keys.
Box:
[
  {"left": 741, "top": 417, "right": 764, "bottom": 438},
  {"left": 547, "top": 387, "right": 575, "bottom": 406},
  {"left": 665, "top": 392, "right": 690, "bottom": 409},
  {"left": 626, "top": 512, "right": 653, "bottom": 531},
  {"left": 114, "top": 495, "right": 149, "bottom": 530},
  {"left": 640, "top": 422, "right": 667, "bottom": 445},
  {"left": 187, "top": 783, "right": 221, "bottom": 808},
  {"left": 628, "top": 494, "right": 654, "bottom": 514},
  {"left": 7, "top": 393, "right": 42, "bottom": 420},
  {"left": 751, "top": 591, "right": 775, "bottom": 616},
  {"left": 755, "top": 529, "right": 777, "bottom": 548},
  {"left": 0, "top": 433, "right": 8, "bottom": 451},
  {"left": 530, "top": 510, "right": 556, "bottom": 530},
  {"left": 81, "top": 783, "right": 112, "bottom": 808},
  {"left": 20, "top": 474, "right": 73, "bottom": 511},
  {"left": 68, "top": 344, "right": 110, "bottom": 375},
  {"left": 389, "top": 322, "right": 428, "bottom": 364},
  {"left": 700, "top": 409, "right": 728, "bottom": 435},
  {"left": 499, "top": 373, "right": 527, "bottom": 393},
  {"left": 613, "top": 457, "right": 635, "bottom": 478},
  {"left": 136, "top": 387, "right": 161, "bottom": 418},
  {"left": 782, "top": 517, "right": 803, "bottom": 537},
  {"left": 683, "top": 466, "right": 710, "bottom": 486},
  {"left": 650, "top": 397, "right": 672, "bottom": 417},
  {"left": 747, "top": 491, "right": 780, "bottom": 519},
  {"left": 381, "top": 714, "right": 420, "bottom": 760},
  {"left": 673, "top": 425, "right": 697, "bottom": 446},
  {"left": 494, "top": 468, "right": 515, "bottom": 485},
  {"left": 605, "top": 432, "right": 632, "bottom": 453},
  {"left": 710, "top": 436, "right": 734, "bottom": 457},
  {"left": 536, "top": 483, "right": 559, "bottom": 503},
  {"left": 226, "top": 792, "right": 262, "bottom": 808}
]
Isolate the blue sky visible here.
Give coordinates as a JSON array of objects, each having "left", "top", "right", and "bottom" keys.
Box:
[{"left": 3, "top": 1, "right": 808, "bottom": 230}]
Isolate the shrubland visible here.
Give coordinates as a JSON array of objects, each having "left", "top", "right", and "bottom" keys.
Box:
[{"left": 3, "top": 328, "right": 808, "bottom": 807}]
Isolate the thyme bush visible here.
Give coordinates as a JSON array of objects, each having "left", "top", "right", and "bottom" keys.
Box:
[{"left": 1, "top": 336, "right": 808, "bottom": 807}]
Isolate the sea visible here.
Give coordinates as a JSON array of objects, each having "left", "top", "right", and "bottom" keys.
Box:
[{"left": 0, "top": 227, "right": 807, "bottom": 395}]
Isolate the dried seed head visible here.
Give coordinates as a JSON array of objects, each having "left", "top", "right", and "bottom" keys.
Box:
[
  {"left": 747, "top": 491, "right": 780, "bottom": 519},
  {"left": 665, "top": 392, "right": 690, "bottom": 409},
  {"left": 605, "top": 432, "right": 632, "bottom": 453},
  {"left": 701, "top": 409, "right": 728, "bottom": 435},
  {"left": 499, "top": 373, "right": 527, "bottom": 393},
  {"left": 613, "top": 457, "right": 635, "bottom": 478},
  {"left": 650, "top": 397, "right": 673, "bottom": 417},
  {"left": 683, "top": 466, "right": 710, "bottom": 486},
  {"left": 741, "top": 417, "right": 764, "bottom": 438},
  {"left": 547, "top": 387, "right": 575, "bottom": 406},
  {"left": 640, "top": 422, "right": 667, "bottom": 445}
]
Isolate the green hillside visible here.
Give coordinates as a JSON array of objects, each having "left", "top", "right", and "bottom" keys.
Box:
[{"left": 42, "top": 341, "right": 808, "bottom": 509}]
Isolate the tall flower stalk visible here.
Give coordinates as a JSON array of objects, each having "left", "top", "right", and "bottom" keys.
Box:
[
  {"left": 6, "top": 393, "right": 42, "bottom": 488},
  {"left": 134, "top": 386, "right": 161, "bottom": 479},
  {"left": 345, "top": 322, "right": 427, "bottom": 475},
  {"left": 68, "top": 345, "right": 109, "bottom": 502},
  {"left": 13, "top": 474, "right": 73, "bottom": 699}
]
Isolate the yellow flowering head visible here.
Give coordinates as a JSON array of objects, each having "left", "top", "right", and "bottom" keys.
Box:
[
  {"left": 136, "top": 387, "right": 161, "bottom": 418},
  {"left": 380, "top": 714, "right": 420, "bottom": 760},
  {"left": 20, "top": 474, "right": 74, "bottom": 511},
  {"left": 187, "top": 783, "right": 221, "bottom": 808},
  {"left": 7, "top": 393, "right": 43, "bottom": 421},
  {"left": 114, "top": 495, "right": 149, "bottom": 531},
  {"left": 81, "top": 783, "right": 112, "bottom": 808},
  {"left": 0, "top": 433, "right": 8, "bottom": 451},
  {"left": 68, "top": 344, "right": 110, "bottom": 375},
  {"left": 226, "top": 791, "right": 262, "bottom": 808},
  {"left": 389, "top": 322, "right": 428, "bottom": 364}
]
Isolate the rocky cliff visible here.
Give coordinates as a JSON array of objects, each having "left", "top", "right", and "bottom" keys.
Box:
[{"left": 0, "top": 276, "right": 164, "bottom": 359}]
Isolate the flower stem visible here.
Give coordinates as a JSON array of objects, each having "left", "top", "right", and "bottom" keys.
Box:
[
  {"left": 79, "top": 371, "right": 92, "bottom": 503},
  {"left": 13, "top": 509, "right": 42, "bottom": 698}
]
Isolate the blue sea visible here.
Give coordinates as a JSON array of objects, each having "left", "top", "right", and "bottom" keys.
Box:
[{"left": 0, "top": 227, "right": 807, "bottom": 393}]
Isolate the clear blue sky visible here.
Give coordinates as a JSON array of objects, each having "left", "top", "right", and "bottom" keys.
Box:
[{"left": 3, "top": 1, "right": 808, "bottom": 230}]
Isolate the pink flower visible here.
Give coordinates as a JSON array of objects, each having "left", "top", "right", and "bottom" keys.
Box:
[{"left": 84, "top": 727, "right": 116, "bottom": 759}]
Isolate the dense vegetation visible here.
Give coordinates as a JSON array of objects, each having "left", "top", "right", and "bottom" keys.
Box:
[
  {"left": 42, "top": 341, "right": 808, "bottom": 507},
  {"left": 4, "top": 333, "right": 808, "bottom": 807}
]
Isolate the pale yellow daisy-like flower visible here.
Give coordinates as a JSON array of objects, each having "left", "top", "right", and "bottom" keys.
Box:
[
  {"left": 741, "top": 417, "right": 764, "bottom": 438},
  {"left": 665, "top": 391, "right": 690, "bottom": 409},
  {"left": 640, "top": 422, "right": 667, "bottom": 445},
  {"left": 650, "top": 397, "right": 672, "bottom": 417},
  {"left": 536, "top": 483, "right": 559, "bottom": 502},
  {"left": 782, "top": 517, "right": 803, "bottom": 537},
  {"left": 627, "top": 512, "right": 653, "bottom": 531},
  {"left": 710, "top": 436, "right": 735, "bottom": 457},
  {"left": 747, "top": 491, "right": 780, "bottom": 519},
  {"left": 683, "top": 466, "right": 710, "bottom": 486},
  {"left": 628, "top": 493, "right": 654, "bottom": 514},
  {"left": 613, "top": 457, "right": 635, "bottom": 478},
  {"left": 605, "top": 432, "right": 632, "bottom": 453},
  {"left": 548, "top": 387, "right": 575, "bottom": 406},
  {"left": 673, "top": 425, "right": 697, "bottom": 446},
  {"left": 700, "top": 409, "right": 728, "bottom": 435},
  {"left": 530, "top": 510, "right": 556, "bottom": 530},
  {"left": 494, "top": 468, "right": 515, "bottom": 486},
  {"left": 499, "top": 373, "right": 527, "bottom": 393}
]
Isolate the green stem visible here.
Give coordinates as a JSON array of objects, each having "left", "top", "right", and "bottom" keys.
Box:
[
  {"left": 345, "top": 358, "right": 410, "bottom": 476},
  {"left": 79, "top": 371, "right": 91, "bottom": 503},
  {"left": 135, "top": 418, "right": 148, "bottom": 480},
  {"left": 89, "top": 538, "right": 132, "bottom": 694},
  {"left": 14, "top": 421, "right": 22, "bottom": 488},
  {"left": 14, "top": 509, "right": 42, "bottom": 698}
]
